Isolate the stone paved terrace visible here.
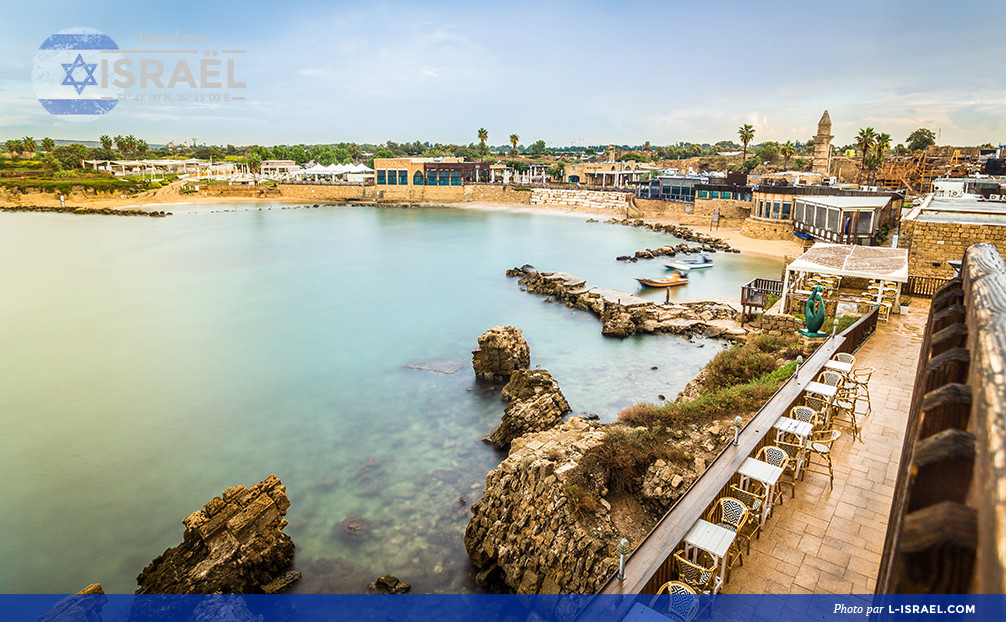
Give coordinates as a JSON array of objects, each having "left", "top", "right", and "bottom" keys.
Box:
[{"left": 727, "top": 300, "right": 930, "bottom": 594}]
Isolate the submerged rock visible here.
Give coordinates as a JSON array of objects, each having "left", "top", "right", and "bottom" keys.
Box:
[
  {"left": 402, "top": 358, "right": 465, "bottom": 374},
  {"left": 135, "top": 474, "right": 296, "bottom": 594},
  {"left": 367, "top": 574, "right": 412, "bottom": 594}
]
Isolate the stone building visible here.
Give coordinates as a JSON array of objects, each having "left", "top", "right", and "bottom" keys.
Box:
[
  {"left": 563, "top": 160, "right": 647, "bottom": 188},
  {"left": 373, "top": 157, "right": 494, "bottom": 187},
  {"left": 812, "top": 110, "right": 834, "bottom": 176},
  {"left": 899, "top": 194, "right": 1006, "bottom": 277}
]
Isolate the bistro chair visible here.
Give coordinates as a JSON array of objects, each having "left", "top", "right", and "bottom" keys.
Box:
[
  {"left": 649, "top": 581, "right": 698, "bottom": 622},
  {"left": 729, "top": 484, "right": 766, "bottom": 553},
  {"left": 846, "top": 367, "right": 875, "bottom": 416},
  {"left": 791, "top": 405, "right": 822, "bottom": 430},
  {"left": 774, "top": 438, "right": 807, "bottom": 485},
  {"left": 673, "top": 551, "right": 721, "bottom": 594},
  {"left": 706, "top": 497, "right": 749, "bottom": 579},
  {"left": 818, "top": 370, "right": 846, "bottom": 389},
  {"left": 833, "top": 353, "right": 856, "bottom": 365},
  {"left": 805, "top": 429, "right": 842, "bottom": 488},
  {"left": 756, "top": 445, "right": 793, "bottom": 503}
]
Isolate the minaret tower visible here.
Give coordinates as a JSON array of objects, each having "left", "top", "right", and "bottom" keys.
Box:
[{"left": 812, "top": 110, "right": 834, "bottom": 176}]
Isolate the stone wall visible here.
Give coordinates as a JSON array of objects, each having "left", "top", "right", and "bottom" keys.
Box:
[
  {"left": 693, "top": 197, "right": 752, "bottom": 219},
  {"left": 740, "top": 217, "right": 795, "bottom": 240},
  {"left": 530, "top": 188, "right": 631, "bottom": 212},
  {"left": 277, "top": 183, "right": 533, "bottom": 205},
  {"left": 632, "top": 197, "right": 688, "bottom": 219},
  {"left": 900, "top": 219, "right": 1006, "bottom": 278},
  {"left": 759, "top": 313, "right": 804, "bottom": 336}
]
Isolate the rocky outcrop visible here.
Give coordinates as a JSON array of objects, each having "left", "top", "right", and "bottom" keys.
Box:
[
  {"left": 465, "top": 418, "right": 621, "bottom": 593},
  {"left": 508, "top": 266, "right": 746, "bottom": 339},
  {"left": 39, "top": 585, "right": 107, "bottom": 622},
  {"left": 367, "top": 574, "right": 412, "bottom": 594},
  {"left": 0, "top": 205, "right": 170, "bottom": 217},
  {"left": 601, "top": 218, "right": 736, "bottom": 259},
  {"left": 488, "top": 369, "right": 571, "bottom": 448},
  {"left": 135, "top": 474, "right": 297, "bottom": 594},
  {"left": 472, "top": 325, "right": 531, "bottom": 381}
]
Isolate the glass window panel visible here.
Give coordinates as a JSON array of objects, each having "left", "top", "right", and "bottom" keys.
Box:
[
  {"left": 711, "top": 191, "right": 720, "bottom": 199},
  {"left": 772, "top": 201, "right": 781, "bottom": 218},
  {"left": 440, "top": 171, "right": 449, "bottom": 185},
  {"left": 399, "top": 170, "right": 407, "bottom": 185},
  {"left": 827, "top": 208, "right": 839, "bottom": 230},
  {"left": 451, "top": 171, "right": 462, "bottom": 186},
  {"left": 857, "top": 211, "right": 874, "bottom": 234},
  {"left": 723, "top": 191, "right": 732, "bottom": 199},
  {"left": 376, "top": 170, "right": 386, "bottom": 185},
  {"left": 413, "top": 171, "right": 424, "bottom": 185},
  {"left": 387, "top": 171, "right": 397, "bottom": 185},
  {"left": 782, "top": 202, "right": 792, "bottom": 219},
  {"left": 427, "top": 171, "right": 437, "bottom": 185}
]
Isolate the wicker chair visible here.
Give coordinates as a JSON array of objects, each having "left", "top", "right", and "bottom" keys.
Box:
[
  {"left": 730, "top": 483, "right": 766, "bottom": 553},
  {"left": 790, "top": 405, "right": 822, "bottom": 429},
  {"left": 833, "top": 353, "right": 856, "bottom": 365},
  {"left": 805, "top": 429, "right": 842, "bottom": 488},
  {"left": 649, "top": 581, "right": 698, "bottom": 622},
  {"left": 674, "top": 551, "right": 721, "bottom": 594},
  {"left": 775, "top": 437, "right": 807, "bottom": 484},
  {"left": 756, "top": 445, "right": 793, "bottom": 503},
  {"left": 706, "top": 497, "right": 749, "bottom": 580},
  {"left": 846, "top": 367, "right": 875, "bottom": 417}
]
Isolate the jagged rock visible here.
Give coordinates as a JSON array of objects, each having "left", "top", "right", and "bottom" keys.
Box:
[
  {"left": 367, "top": 574, "right": 412, "bottom": 594},
  {"left": 191, "top": 595, "right": 262, "bottom": 622},
  {"left": 465, "top": 419, "right": 620, "bottom": 593},
  {"left": 135, "top": 474, "right": 295, "bottom": 594},
  {"left": 39, "top": 586, "right": 107, "bottom": 622},
  {"left": 501, "top": 369, "right": 569, "bottom": 407},
  {"left": 489, "top": 391, "right": 569, "bottom": 449},
  {"left": 472, "top": 326, "right": 531, "bottom": 381},
  {"left": 601, "top": 312, "right": 635, "bottom": 337},
  {"left": 262, "top": 570, "right": 302, "bottom": 594}
]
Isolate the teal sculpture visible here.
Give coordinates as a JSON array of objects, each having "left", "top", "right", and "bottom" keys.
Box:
[{"left": 798, "top": 285, "right": 829, "bottom": 338}]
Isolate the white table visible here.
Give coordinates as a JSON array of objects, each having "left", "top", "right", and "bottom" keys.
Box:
[
  {"left": 737, "top": 457, "right": 783, "bottom": 527},
  {"left": 805, "top": 380, "right": 839, "bottom": 426},
  {"left": 773, "top": 416, "right": 814, "bottom": 476},
  {"left": 824, "top": 360, "right": 853, "bottom": 375},
  {"left": 683, "top": 519, "right": 735, "bottom": 590},
  {"left": 622, "top": 603, "right": 672, "bottom": 622}
]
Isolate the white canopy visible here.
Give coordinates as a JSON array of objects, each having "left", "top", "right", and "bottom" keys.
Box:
[{"left": 786, "top": 243, "right": 909, "bottom": 282}]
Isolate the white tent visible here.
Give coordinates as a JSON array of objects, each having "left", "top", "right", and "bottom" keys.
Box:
[{"left": 782, "top": 243, "right": 909, "bottom": 316}]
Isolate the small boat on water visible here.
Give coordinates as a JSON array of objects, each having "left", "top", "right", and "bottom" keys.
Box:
[
  {"left": 636, "top": 272, "right": 689, "bottom": 288},
  {"left": 665, "top": 253, "right": 714, "bottom": 272}
]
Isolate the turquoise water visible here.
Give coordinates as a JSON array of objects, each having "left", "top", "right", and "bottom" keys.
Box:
[{"left": 0, "top": 204, "right": 782, "bottom": 594}]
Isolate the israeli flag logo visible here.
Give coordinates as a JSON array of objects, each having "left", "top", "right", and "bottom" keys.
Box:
[{"left": 32, "top": 27, "right": 122, "bottom": 121}]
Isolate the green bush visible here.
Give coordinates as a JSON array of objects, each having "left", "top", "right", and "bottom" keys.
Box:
[
  {"left": 705, "top": 343, "right": 779, "bottom": 387},
  {"left": 147, "top": 182, "right": 163, "bottom": 189}
]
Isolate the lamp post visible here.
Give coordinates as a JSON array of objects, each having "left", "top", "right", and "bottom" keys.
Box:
[
  {"left": 796, "top": 355, "right": 804, "bottom": 380},
  {"left": 616, "top": 538, "right": 631, "bottom": 581},
  {"left": 733, "top": 416, "right": 742, "bottom": 446}
]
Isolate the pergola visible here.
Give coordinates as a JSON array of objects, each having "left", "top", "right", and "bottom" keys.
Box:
[{"left": 782, "top": 243, "right": 909, "bottom": 316}]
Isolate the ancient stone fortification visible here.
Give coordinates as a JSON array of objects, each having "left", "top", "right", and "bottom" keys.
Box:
[
  {"left": 601, "top": 218, "right": 736, "bottom": 256},
  {"left": 465, "top": 418, "right": 620, "bottom": 593},
  {"left": 472, "top": 326, "right": 531, "bottom": 381},
  {"left": 277, "top": 183, "right": 533, "bottom": 204},
  {"left": 489, "top": 369, "right": 571, "bottom": 448},
  {"left": 900, "top": 218, "right": 1006, "bottom": 279},
  {"left": 530, "top": 188, "right": 631, "bottom": 212},
  {"left": 508, "top": 266, "right": 744, "bottom": 339},
  {"left": 740, "top": 217, "right": 795, "bottom": 241},
  {"left": 136, "top": 474, "right": 298, "bottom": 594}
]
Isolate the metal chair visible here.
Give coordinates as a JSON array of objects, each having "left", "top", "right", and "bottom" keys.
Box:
[
  {"left": 729, "top": 484, "right": 765, "bottom": 553},
  {"left": 649, "top": 581, "right": 698, "bottom": 622},
  {"left": 818, "top": 370, "right": 846, "bottom": 389},
  {"left": 706, "top": 497, "right": 749, "bottom": 580},
  {"left": 673, "top": 551, "right": 721, "bottom": 594},
  {"left": 846, "top": 367, "right": 875, "bottom": 417},
  {"left": 805, "top": 429, "right": 842, "bottom": 488},
  {"left": 833, "top": 353, "right": 856, "bottom": 365},
  {"left": 790, "top": 405, "right": 822, "bottom": 429},
  {"left": 756, "top": 445, "right": 793, "bottom": 503},
  {"left": 774, "top": 438, "right": 807, "bottom": 484}
]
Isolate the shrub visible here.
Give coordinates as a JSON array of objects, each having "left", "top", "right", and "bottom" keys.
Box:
[
  {"left": 147, "top": 182, "right": 163, "bottom": 189},
  {"left": 705, "top": 343, "right": 778, "bottom": 387}
]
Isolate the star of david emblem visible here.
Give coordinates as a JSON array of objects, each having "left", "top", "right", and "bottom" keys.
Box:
[{"left": 61, "top": 53, "right": 98, "bottom": 95}]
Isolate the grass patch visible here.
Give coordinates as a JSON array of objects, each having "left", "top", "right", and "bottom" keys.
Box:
[{"left": 0, "top": 178, "right": 143, "bottom": 194}]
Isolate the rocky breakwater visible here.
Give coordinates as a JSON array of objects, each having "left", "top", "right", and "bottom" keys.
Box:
[
  {"left": 601, "top": 218, "right": 737, "bottom": 261},
  {"left": 472, "top": 325, "right": 531, "bottom": 382},
  {"left": 507, "top": 265, "right": 745, "bottom": 339},
  {"left": 487, "top": 368, "right": 572, "bottom": 449},
  {"left": 136, "top": 474, "right": 300, "bottom": 594},
  {"left": 465, "top": 418, "right": 620, "bottom": 593},
  {"left": 0, "top": 204, "right": 170, "bottom": 217}
]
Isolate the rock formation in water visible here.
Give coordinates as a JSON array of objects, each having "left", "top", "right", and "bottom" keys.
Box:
[
  {"left": 38, "top": 584, "right": 107, "bottom": 622},
  {"left": 465, "top": 418, "right": 621, "bottom": 593},
  {"left": 472, "top": 325, "right": 531, "bottom": 381},
  {"left": 135, "top": 474, "right": 298, "bottom": 594},
  {"left": 488, "top": 369, "right": 571, "bottom": 448},
  {"left": 367, "top": 574, "right": 412, "bottom": 594}
]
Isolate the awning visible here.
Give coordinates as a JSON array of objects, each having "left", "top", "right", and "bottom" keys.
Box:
[{"left": 786, "top": 243, "right": 909, "bottom": 283}]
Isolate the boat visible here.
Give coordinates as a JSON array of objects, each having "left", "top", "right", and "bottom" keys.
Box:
[
  {"left": 635, "top": 272, "right": 689, "bottom": 288},
  {"left": 664, "top": 253, "right": 714, "bottom": 272}
]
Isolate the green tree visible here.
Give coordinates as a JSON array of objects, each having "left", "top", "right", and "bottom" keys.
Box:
[
  {"left": 100, "top": 135, "right": 113, "bottom": 150},
  {"left": 136, "top": 139, "right": 149, "bottom": 157},
  {"left": 530, "top": 139, "right": 546, "bottom": 156},
  {"left": 780, "top": 141, "right": 796, "bottom": 168},
  {"left": 124, "top": 135, "right": 138, "bottom": 156},
  {"left": 547, "top": 163, "right": 564, "bottom": 181},
  {"left": 755, "top": 142, "right": 780, "bottom": 164},
  {"left": 114, "top": 135, "right": 125, "bottom": 154},
  {"left": 477, "top": 128, "right": 488, "bottom": 160},
  {"left": 51, "top": 143, "right": 89, "bottom": 169},
  {"left": 246, "top": 152, "right": 262, "bottom": 173},
  {"left": 41, "top": 137, "right": 55, "bottom": 152},
  {"left": 21, "top": 136, "right": 36, "bottom": 156},
  {"left": 5, "top": 139, "right": 21, "bottom": 155},
  {"left": 906, "top": 128, "right": 936, "bottom": 152},
  {"left": 855, "top": 127, "right": 876, "bottom": 180},
  {"left": 738, "top": 124, "right": 755, "bottom": 161},
  {"left": 509, "top": 133, "right": 520, "bottom": 156}
]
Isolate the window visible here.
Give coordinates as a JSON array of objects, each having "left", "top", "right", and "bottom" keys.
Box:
[
  {"left": 398, "top": 170, "right": 407, "bottom": 185},
  {"left": 723, "top": 191, "right": 732, "bottom": 199},
  {"left": 376, "top": 170, "right": 386, "bottom": 185},
  {"left": 427, "top": 171, "right": 437, "bottom": 186},
  {"left": 782, "top": 201, "right": 792, "bottom": 219},
  {"left": 857, "top": 211, "right": 874, "bottom": 234},
  {"left": 772, "top": 201, "right": 781, "bottom": 219},
  {"left": 439, "top": 171, "right": 449, "bottom": 185},
  {"left": 757, "top": 200, "right": 764, "bottom": 217},
  {"left": 697, "top": 190, "right": 709, "bottom": 198},
  {"left": 387, "top": 170, "right": 397, "bottom": 185},
  {"left": 413, "top": 171, "right": 424, "bottom": 186},
  {"left": 451, "top": 171, "right": 462, "bottom": 186},
  {"left": 711, "top": 191, "right": 720, "bottom": 199}
]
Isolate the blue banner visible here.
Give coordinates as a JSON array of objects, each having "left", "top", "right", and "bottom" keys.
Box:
[{"left": 4, "top": 594, "right": 1005, "bottom": 622}]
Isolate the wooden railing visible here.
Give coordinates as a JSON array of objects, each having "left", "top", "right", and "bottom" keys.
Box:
[
  {"left": 903, "top": 275, "right": 950, "bottom": 299},
  {"left": 583, "top": 310, "right": 880, "bottom": 617},
  {"left": 876, "top": 243, "right": 1006, "bottom": 593}
]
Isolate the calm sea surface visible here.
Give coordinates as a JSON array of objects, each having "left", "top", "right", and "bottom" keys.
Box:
[{"left": 0, "top": 203, "right": 782, "bottom": 593}]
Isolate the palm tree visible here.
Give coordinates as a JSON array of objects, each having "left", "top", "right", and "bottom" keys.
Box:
[
  {"left": 477, "top": 128, "right": 488, "bottom": 160},
  {"left": 738, "top": 125, "right": 755, "bottom": 161},
  {"left": 874, "top": 132, "right": 891, "bottom": 162},
  {"left": 781, "top": 141, "right": 796, "bottom": 168},
  {"left": 5, "top": 139, "right": 21, "bottom": 155},
  {"left": 41, "top": 137, "right": 55, "bottom": 153},
  {"left": 509, "top": 133, "right": 520, "bottom": 156},
  {"left": 100, "top": 134, "right": 113, "bottom": 150},
  {"left": 21, "top": 136, "right": 36, "bottom": 156},
  {"left": 124, "top": 135, "right": 138, "bottom": 156},
  {"left": 136, "top": 139, "right": 149, "bottom": 157},
  {"left": 856, "top": 127, "right": 876, "bottom": 182},
  {"left": 114, "top": 135, "right": 125, "bottom": 154}
]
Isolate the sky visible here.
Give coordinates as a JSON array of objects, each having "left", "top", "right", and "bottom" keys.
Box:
[{"left": 1, "top": 0, "right": 1004, "bottom": 149}]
